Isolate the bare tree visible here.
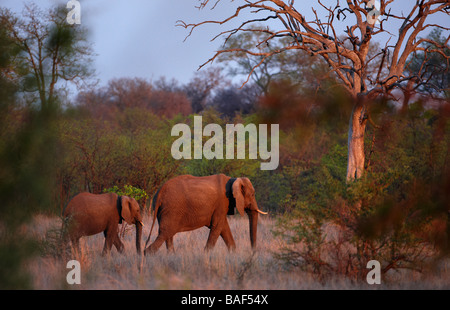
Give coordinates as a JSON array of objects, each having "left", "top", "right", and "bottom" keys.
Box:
[
  {"left": 184, "top": 66, "right": 226, "bottom": 113},
  {"left": 179, "top": 0, "right": 450, "bottom": 181},
  {"left": 0, "top": 3, "right": 94, "bottom": 108}
]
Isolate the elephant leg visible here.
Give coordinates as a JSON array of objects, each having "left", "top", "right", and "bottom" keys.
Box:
[
  {"left": 102, "top": 240, "right": 110, "bottom": 256},
  {"left": 220, "top": 221, "right": 236, "bottom": 251},
  {"left": 205, "top": 226, "right": 222, "bottom": 251},
  {"left": 165, "top": 236, "right": 174, "bottom": 252},
  {"left": 145, "top": 234, "right": 167, "bottom": 255},
  {"left": 113, "top": 233, "right": 124, "bottom": 253},
  {"left": 102, "top": 230, "right": 114, "bottom": 256},
  {"left": 145, "top": 225, "right": 177, "bottom": 255},
  {"left": 205, "top": 213, "right": 226, "bottom": 250}
]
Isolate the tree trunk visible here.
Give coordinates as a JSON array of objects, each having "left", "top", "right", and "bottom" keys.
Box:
[{"left": 346, "top": 99, "right": 368, "bottom": 181}]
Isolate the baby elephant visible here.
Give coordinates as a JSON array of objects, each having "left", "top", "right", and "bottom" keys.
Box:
[{"left": 63, "top": 192, "right": 144, "bottom": 255}]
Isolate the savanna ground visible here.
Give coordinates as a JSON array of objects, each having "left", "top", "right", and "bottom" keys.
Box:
[{"left": 25, "top": 213, "right": 449, "bottom": 290}]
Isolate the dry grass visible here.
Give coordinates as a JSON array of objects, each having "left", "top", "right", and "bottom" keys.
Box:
[{"left": 24, "top": 213, "right": 450, "bottom": 289}]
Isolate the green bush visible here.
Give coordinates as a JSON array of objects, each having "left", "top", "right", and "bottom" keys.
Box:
[
  {"left": 274, "top": 101, "right": 450, "bottom": 282},
  {"left": 103, "top": 184, "right": 149, "bottom": 202}
]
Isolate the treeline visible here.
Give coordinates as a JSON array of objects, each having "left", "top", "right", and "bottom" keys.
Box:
[
  {"left": 56, "top": 72, "right": 268, "bottom": 212},
  {"left": 54, "top": 69, "right": 358, "bottom": 212},
  {"left": 58, "top": 73, "right": 450, "bottom": 215}
]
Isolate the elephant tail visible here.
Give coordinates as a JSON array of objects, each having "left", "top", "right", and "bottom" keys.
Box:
[{"left": 144, "top": 188, "right": 162, "bottom": 248}]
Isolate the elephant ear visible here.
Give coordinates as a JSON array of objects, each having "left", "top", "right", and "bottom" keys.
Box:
[
  {"left": 121, "top": 196, "right": 133, "bottom": 225},
  {"left": 232, "top": 178, "right": 246, "bottom": 217}
]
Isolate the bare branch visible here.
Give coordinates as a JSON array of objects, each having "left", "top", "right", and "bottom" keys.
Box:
[{"left": 181, "top": 0, "right": 449, "bottom": 98}]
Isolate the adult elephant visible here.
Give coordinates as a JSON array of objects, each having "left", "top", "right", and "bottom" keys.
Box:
[
  {"left": 144, "top": 174, "right": 267, "bottom": 255},
  {"left": 63, "top": 192, "right": 144, "bottom": 255}
]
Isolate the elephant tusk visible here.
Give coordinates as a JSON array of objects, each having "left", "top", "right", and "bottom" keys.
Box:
[
  {"left": 256, "top": 209, "right": 268, "bottom": 215},
  {"left": 138, "top": 220, "right": 145, "bottom": 227}
]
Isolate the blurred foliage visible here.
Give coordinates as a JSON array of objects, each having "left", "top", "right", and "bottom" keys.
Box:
[
  {"left": 0, "top": 50, "right": 58, "bottom": 289},
  {"left": 274, "top": 94, "right": 450, "bottom": 282},
  {"left": 0, "top": 3, "right": 90, "bottom": 288}
]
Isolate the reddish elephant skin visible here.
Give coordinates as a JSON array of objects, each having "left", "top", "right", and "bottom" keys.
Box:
[
  {"left": 63, "top": 192, "right": 144, "bottom": 255},
  {"left": 144, "top": 174, "right": 267, "bottom": 255}
]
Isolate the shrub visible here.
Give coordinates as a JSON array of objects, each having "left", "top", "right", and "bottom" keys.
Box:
[
  {"left": 274, "top": 101, "right": 449, "bottom": 282},
  {"left": 103, "top": 184, "right": 148, "bottom": 205}
]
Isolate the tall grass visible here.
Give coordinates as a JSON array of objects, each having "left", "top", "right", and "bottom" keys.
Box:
[{"left": 24, "top": 214, "right": 449, "bottom": 289}]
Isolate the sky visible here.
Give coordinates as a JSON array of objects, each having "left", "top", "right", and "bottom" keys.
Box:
[
  {"left": 2, "top": 0, "right": 237, "bottom": 87},
  {"left": 2, "top": 0, "right": 449, "bottom": 92}
]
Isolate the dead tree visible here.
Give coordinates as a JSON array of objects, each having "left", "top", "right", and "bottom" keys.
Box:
[{"left": 178, "top": 0, "right": 450, "bottom": 181}]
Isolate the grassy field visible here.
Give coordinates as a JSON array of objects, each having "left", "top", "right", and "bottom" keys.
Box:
[{"left": 24, "top": 213, "right": 449, "bottom": 290}]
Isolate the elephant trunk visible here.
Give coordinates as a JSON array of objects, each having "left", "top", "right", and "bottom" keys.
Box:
[
  {"left": 248, "top": 210, "right": 258, "bottom": 249},
  {"left": 135, "top": 221, "right": 143, "bottom": 254}
]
